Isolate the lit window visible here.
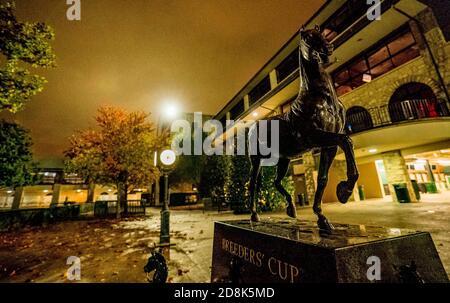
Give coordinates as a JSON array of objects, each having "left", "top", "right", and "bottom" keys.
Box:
[
  {"left": 392, "top": 46, "right": 420, "bottom": 67},
  {"left": 368, "top": 46, "right": 389, "bottom": 67},
  {"left": 334, "top": 69, "right": 350, "bottom": 86},
  {"left": 370, "top": 60, "right": 394, "bottom": 78},
  {"left": 348, "top": 59, "right": 369, "bottom": 77},
  {"left": 332, "top": 26, "right": 420, "bottom": 96},
  {"left": 387, "top": 31, "right": 415, "bottom": 55}
]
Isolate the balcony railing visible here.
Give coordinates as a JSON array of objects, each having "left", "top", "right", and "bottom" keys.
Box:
[{"left": 346, "top": 99, "right": 450, "bottom": 134}]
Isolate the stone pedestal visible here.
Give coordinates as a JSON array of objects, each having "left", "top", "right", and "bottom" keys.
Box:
[{"left": 211, "top": 219, "right": 448, "bottom": 283}]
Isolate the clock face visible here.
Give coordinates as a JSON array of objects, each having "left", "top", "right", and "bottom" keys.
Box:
[{"left": 160, "top": 149, "right": 176, "bottom": 166}]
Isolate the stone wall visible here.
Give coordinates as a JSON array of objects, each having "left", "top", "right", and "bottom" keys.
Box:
[
  {"left": 418, "top": 0, "right": 450, "bottom": 41},
  {"left": 415, "top": 8, "right": 450, "bottom": 103},
  {"left": 340, "top": 57, "right": 437, "bottom": 116},
  {"left": 339, "top": 8, "right": 450, "bottom": 116}
]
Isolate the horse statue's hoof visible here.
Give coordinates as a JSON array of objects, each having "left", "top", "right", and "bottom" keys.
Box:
[
  {"left": 286, "top": 204, "right": 297, "bottom": 219},
  {"left": 317, "top": 217, "right": 334, "bottom": 231},
  {"left": 337, "top": 181, "right": 353, "bottom": 204},
  {"left": 250, "top": 213, "right": 260, "bottom": 222}
]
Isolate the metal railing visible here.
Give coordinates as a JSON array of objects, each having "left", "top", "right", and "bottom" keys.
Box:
[
  {"left": 346, "top": 110, "right": 374, "bottom": 133},
  {"left": 94, "top": 200, "right": 146, "bottom": 218},
  {"left": 211, "top": 196, "right": 230, "bottom": 213},
  {"left": 347, "top": 99, "right": 449, "bottom": 134},
  {"left": 389, "top": 99, "right": 449, "bottom": 122}
]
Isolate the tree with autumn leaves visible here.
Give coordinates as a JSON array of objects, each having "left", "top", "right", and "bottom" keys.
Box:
[{"left": 65, "top": 106, "right": 169, "bottom": 218}]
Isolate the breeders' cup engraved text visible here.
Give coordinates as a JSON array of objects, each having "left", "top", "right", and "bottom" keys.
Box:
[
  {"left": 221, "top": 238, "right": 300, "bottom": 283},
  {"left": 222, "top": 238, "right": 264, "bottom": 267}
]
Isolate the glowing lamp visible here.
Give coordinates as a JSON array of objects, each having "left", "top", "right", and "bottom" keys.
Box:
[{"left": 160, "top": 149, "right": 176, "bottom": 166}]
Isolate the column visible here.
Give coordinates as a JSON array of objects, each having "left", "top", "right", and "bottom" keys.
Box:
[
  {"left": 269, "top": 69, "right": 278, "bottom": 89},
  {"left": 146, "top": 182, "right": 153, "bottom": 198},
  {"left": 425, "top": 159, "right": 439, "bottom": 193},
  {"left": 244, "top": 95, "right": 250, "bottom": 111},
  {"left": 381, "top": 151, "right": 418, "bottom": 202},
  {"left": 51, "top": 184, "right": 62, "bottom": 206},
  {"left": 11, "top": 187, "right": 24, "bottom": 210}
]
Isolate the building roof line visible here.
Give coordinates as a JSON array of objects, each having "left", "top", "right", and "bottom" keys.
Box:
[{"left": 214, "top": 0, "right": 333, "bottom": 119}]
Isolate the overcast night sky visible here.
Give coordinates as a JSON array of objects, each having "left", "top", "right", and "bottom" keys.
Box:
[{"left": 1, "top": 0, "right": 324, "bottom": 164}]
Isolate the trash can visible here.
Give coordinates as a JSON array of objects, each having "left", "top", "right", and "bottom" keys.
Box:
[
  {"left": 393, "top": 183, "right": 411, "bottom": 203},
  {"left": 298, "top": 193, "right": 308, "bottom": 206},
  {"left": 358, "top": 185, "right": 365, "bottom": 201},
  {"left": 418, "top": 182, "right": 427, "bottom": 193},
  {"left": 297, "top": 194, "right": 303, "bottom": 206},
  {"left": 411, "top": 180, "right": 421, "bottom": 201},
  {"left": 425, "top": 182, "right": 438, "bottom": 194}
]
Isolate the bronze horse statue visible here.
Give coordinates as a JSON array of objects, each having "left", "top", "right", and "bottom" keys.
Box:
[{"left": 248, "top": 26, "right": 359, "bottom": 231}]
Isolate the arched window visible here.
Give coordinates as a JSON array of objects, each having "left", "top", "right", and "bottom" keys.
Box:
[
  {"left": 346, "top": 106, "right": 373, "bottom": 133},
  {"left": 391, "top": 82, "right": 436, "bottom": 102},
  {"left": 389, "top": 82, "right": 447, "bottom": 122}
]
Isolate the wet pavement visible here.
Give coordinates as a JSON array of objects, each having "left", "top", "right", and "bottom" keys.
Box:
[
  {"left": 165, "top": 192, "right": 450, "bottom": 282},
  {"left": 0, "top": 192, "right": 449, "bottom": 282}
]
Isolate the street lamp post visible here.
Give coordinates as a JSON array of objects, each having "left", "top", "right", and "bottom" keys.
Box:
[
  {"left": 158, "top": 149, "right": 176, "bottom": 259},
  {"left": 154, "top": 101, "right": 180, "bottom": 208},
  {"left": 154, "top": 102, "right": 179, "bottom": 259}
]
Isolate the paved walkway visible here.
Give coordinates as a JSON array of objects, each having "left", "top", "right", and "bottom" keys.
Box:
[
  {"left": 160, "top": 192, "right": 450, "bottom": 282},
  {"left": 1, "top": 192, "right": 449, "bottom": 282}
]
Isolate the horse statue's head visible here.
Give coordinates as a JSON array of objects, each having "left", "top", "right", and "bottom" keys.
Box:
[
  {"left": 299, "top": 25, "right": 334, "bottom": 65},
  {"left": 144, "top": 250, "right": 168, "bottom": 283}
]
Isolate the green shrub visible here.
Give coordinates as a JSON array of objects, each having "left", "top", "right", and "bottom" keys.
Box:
[
  {"left": 257, "top": 166, "right": 295, "bottom": 212},
  {"left": 225, "top": 157, "right": 295, "bottom": 214},
  {"left": 227, "top": 155, "right": 251, "bottom": 214},
  {"left": 199, "top": 155, "right": 230, "bottom": 200},
  {"left": 79, "top": 202, "right": 94, "bottom": 214}
]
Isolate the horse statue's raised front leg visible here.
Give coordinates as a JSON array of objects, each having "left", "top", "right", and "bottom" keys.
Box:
[
  {"left": 309, "top": 131, "right": 359, "bottom": 230},
  {"left": 336, "top": 135, "right": 359, "bottom": 204}
]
